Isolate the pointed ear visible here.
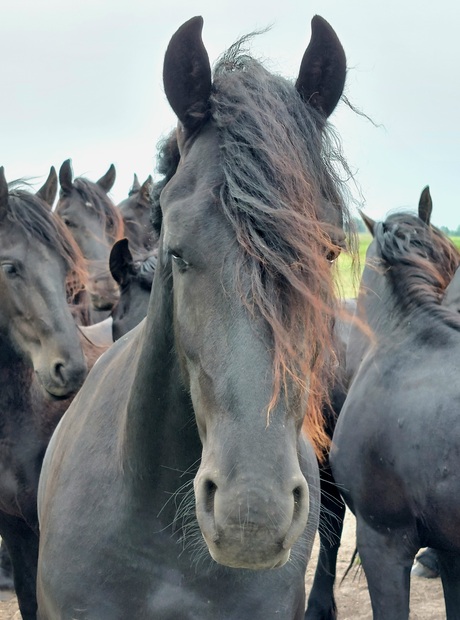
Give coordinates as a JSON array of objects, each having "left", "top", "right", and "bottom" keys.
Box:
[
  {"left": 140, "top": 176, "right": 153, "bottom": 204},
  {"left": 295, "top": 15, "right": 346, "bottom": 119},
  {"left": 418, "top": 185, "right": 432, "bottom": 225},
  {"left": 130, "top": 173, "right": 141, "bottom": 194},
  {"left": 97, "top": 164, "right": 116, "bottom": 193},
  {"left": 59, "top": 159, "right": 74, "bottom": 195},
  {"left": 359, "top": 209, "right": 376, "bottom": 236},
  {"left": 36, "top": 166, "right": 58, "bottom": 208},
  {"left": 0, "top": 167, "right": 8, "bottom": 222},
  {"left": 109, "top": 238, "right": 134, "bottom": 286},
  {"left": 163, "top": 16, "right": 211, "bottom": 134}
]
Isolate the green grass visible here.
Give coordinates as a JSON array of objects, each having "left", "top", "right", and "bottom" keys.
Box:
[{"left": 336, "top": 234, "right": 460, "bottom": 298}]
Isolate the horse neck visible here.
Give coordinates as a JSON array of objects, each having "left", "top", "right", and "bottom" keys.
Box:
[
  {"left": 0, "top": 335, "right": 33, "bottom": 416},
  {"left": 120, "top": 273, "right": 201, "bottom": 501},
  {"left": 0, "top": 333, "right": 73, "bottom": 441},
  {"left": 356, "top": 267, "right": 412, "bottom": 338}
]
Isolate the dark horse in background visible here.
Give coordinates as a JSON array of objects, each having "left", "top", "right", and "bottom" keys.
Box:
[
  {"left": 78, "top": 238, "right": 158, "bottom": 346},
  {"left": 330, "top": 204, "right": 460, "bottom": 618},
  {"left": 0, "top": 167, "right": 90, "bottom": 620},
  {"left": 117, "top": 173, "right": 158, "bottom": 253},
  {"left": 305, "top": 187, "right": 460, "bottom": 619},
  {"left": 37, "top": 15, "right": 354, "bottom": 619},
  {"left": 55, "top": 159, "right": 124, "bottom": 324}
]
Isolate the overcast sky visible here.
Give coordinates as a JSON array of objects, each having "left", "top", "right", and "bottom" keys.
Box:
[{"left": 2, "top": 1, "right": 459, "bottom": 228}]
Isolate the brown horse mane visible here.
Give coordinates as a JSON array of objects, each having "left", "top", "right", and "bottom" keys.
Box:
[
  {"left": 7, "top": 187, "right": 87, "bottom": 302},
  {"left": 208, "top": 40, "right": 355, "bottom": 454},
  {"left": 375, "top": 211, "right": 460, "bottom": 329}
]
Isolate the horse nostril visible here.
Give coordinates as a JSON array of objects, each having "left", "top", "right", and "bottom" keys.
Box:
[
  {"left": 292, "top": 485, "right": 303, "bottom": 519},
  {"left": 204, "top": 479, "right": 217, "bottom": 515},
  {"left": 52, "top": 361, "right": 67, "bottom": 386}
]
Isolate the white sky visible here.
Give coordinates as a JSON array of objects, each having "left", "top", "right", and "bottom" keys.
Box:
[{"left": 2, "top": 1, "right": 459, "bottom": 228}]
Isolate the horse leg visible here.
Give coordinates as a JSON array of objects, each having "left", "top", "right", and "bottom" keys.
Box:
[
  {"left": 437, "top": 549, "right": 460, "bottom": 619},
  {"left": 0, "top": 514, "right": 39, "bottom": 620},
  {"left": 0, "top": 538, "right": 14, "bottom": 590},
  {"left": 356, "top": 517, "right": 416, "bottom": 620},
  {"left": 305, "top": 455, "right": 346, "bottom": 620}
]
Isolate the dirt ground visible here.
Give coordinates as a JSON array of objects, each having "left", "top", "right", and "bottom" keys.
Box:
[{"left": 0, "top": 510, "right": 446, "bottom": 619}]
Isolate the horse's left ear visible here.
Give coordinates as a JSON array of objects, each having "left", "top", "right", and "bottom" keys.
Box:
[
  {"left": 163, "top": 16, "right": 212, "bottom": 135},
  {"left": 359, "top": 209, "right": 376, "bottom": 236},
  {"left": 418, "top": 186, "right": 432, "bottom": 225},
  {"left": 0, "top": 166, "right": 8, "bottom": 222},
  {"left": 296, "top": 15, "right": 346, "bottom": 119},
  {"left": 129, "top": 173, "right": 141, "bottom": 196},
  {"left": 36, "top": 166, "right": 58, "bottom": 208},
  {"left": 97, "top": 164, "right": 116, "bottom": 193},
  {"left": 109, "top": 238, "right": 134, "bottom": 286}
]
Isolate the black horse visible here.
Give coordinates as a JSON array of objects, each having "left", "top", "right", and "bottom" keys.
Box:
[
  {"left": 37, "top": 15, "right": 353, "bottom": 619},
  {"left": 331, "top": 204, "right": 460, "bottom": 619},
  {"left": 0, "top": 168, "right": 88, "bottom": 619},
  {"left": 117, "top": 174, "right": 158, "bottom": 253},
  {"left": 55, "top": 159, "right": 124, "bottom": 323}
]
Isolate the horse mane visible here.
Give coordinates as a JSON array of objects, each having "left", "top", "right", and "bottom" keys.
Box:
[
  {"left": 73, "top": 177, "right": 124, "bottom": 242},
  {"left": 208, "top": 39, "right": 354, "bottom": 452},
  {"left": 151, "top": 131, "right": 181, "bottom": 234},
  {"left": 375, "top": 211, "right": 460, "bottom": 330},
  {"left": 7, "top": 186, "right": 87, "bottom": 301}
]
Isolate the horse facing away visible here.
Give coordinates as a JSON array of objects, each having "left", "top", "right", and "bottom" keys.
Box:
[
  {"left": 0, "top": 167, "right": 90, "bottom": 620},
  {"left": 55, "top": 159, "right": 124, "bottom": 323},
  {"left": 37, "top": 15, "right": 352, "bottom": 619},
  {"left": 330, "top": 205, "right": 460, "bottom": 619},
  {"left": 305, "top": 186, "right": 458, "bottom": 619}
]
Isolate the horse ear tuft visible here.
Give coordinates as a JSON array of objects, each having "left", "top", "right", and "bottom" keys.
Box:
[
  {"left": 359, "top": 209, "right": 376, "bottom": 236},
  {"left": 59, "top": 159, "right": 74, "bottom": 195},
  {"left": 0, "top": 166, "right": 8, "bottom": 221},
  {"left": 163, "top": 16, "right": 211, "bottom": 134},
  {"left": 36, "top": 166, "right": 58, "bottom": 208},
  {"left": 97, "top": 164, "right": 116, "bottom": 193},
  {"left": 109, "top": 238, "right": 134, "bottom": 286},
  {"left": 418, "top": 186, "right": 432, "bottom": 225},
  {"left": 296, "top": 15, "right": 346, "bottom": 119}
]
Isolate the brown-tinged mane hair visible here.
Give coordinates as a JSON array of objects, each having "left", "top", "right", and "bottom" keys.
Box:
[
  {"left": 8, "top": 186, "right": 87, "bottom": 301},
  {"left": 207, "top": 40, "right": 354, "bottom": 454}
]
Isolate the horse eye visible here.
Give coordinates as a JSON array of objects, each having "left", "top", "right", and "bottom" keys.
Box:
[
  {"left": 1, "top": 263, "right": 18, "bottom": 277},
  {"left": 62, "top": 218, "right": 77, "bottom": 229},
  {"left": 171, "top": 253, "right": 189, "bottom": 272}
]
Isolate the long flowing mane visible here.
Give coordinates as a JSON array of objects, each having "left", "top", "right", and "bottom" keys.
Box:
[
  {"left": 7, "top": 187, "right": 87, "bottom": 301},
  {"left": 375, "top": 212, "right": 460, "bottom": 329},
  {"left": 72, "top": 177, "right": 124, "bottom": 242},
  {"left": 208, "top": 41, "right": 354, "bottom": 449}
]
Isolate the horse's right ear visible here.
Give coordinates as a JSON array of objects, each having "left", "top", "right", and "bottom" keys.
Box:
[
  {"left": 359, "top": 209, "right": 376, "bottom": 236},
  {"left": 36, "top": 166, "right": 58, "bottom": 208},
  {"left": 163, "top": 16, "right": 211, "bottom": 135},
  {"left": 418, "top": 186, "right": 432, "bottom": 225},
  {"left": 0, "top": 166, "right": 8, "bottom": 222},
  {"left": 140, "top": 176, "right": 153, "bottom": 204},
  {"left": 296, "top": 15, "right": 346, "bottom": 119},
  {"left": 109, "top": 238, "right": 134, "bottom": 286},
  {"left": 59, "top": 159, "right": 74, "bottom": 195},
  {"left": 97, "top": 164, "right": 116, "bottom": 193}
]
